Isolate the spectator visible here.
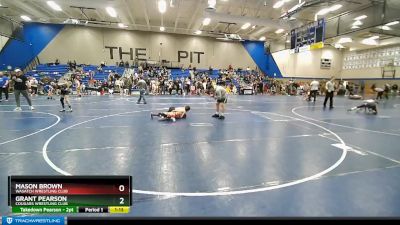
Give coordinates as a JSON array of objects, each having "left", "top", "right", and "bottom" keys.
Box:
[{"left": 0, "top": 72, "right": 10, "bottom": 102}]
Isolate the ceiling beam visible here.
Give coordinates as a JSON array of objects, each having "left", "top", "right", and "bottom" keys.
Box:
[
  {"left": 140, "top": 0, "right": 151, "bottom": 30},
  {"left": 30, "top": 1, "right": 67, "bottom": 21},
  {"left": 186, "top": 0, "right": 203, "bottom": 31},
  {"left": 123, "top": 0, "right": 137, "bottom": 29},
  {"left": 173, "top": 0, "right": 182, "bottom": 32},
  {"left": 9, "top": 0, "right": 51, "bottom": 20},
  {"left": 94, "top": 10, "right": 105, "bottom": 21}
]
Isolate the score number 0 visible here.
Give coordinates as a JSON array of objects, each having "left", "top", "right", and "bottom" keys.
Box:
[{"left": 119, "top": 185, "right": 125, "bottom": 205}]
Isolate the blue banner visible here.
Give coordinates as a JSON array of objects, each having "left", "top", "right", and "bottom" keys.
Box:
[{"left": 2, "top": 216, "right": 65, "bottom": 225}]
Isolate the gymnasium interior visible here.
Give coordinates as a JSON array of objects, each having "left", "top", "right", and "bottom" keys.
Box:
[{"left": 0, "top": 0, "right": 400, "bottom": 218}]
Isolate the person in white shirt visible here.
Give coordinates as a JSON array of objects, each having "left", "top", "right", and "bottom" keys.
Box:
[
  {"left": 308, "top": 79, "right": 320, "bottom": 102},
  {"left": 323, "top": 77, "right": 336, "bottom": 109}
]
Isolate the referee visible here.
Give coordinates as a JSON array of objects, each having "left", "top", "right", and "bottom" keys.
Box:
[{"left": 212, "top": 79, "right": 227, "bottom": 120}]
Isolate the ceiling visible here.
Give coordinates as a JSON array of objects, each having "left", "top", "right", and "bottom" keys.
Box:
[{"left": 0, "top": 0, "right": 375, "bottom": 41}]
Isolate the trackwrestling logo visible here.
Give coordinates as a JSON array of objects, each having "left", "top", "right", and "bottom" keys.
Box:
[{"left": 2, "top": 216, "right": 64, "bottom": 225}]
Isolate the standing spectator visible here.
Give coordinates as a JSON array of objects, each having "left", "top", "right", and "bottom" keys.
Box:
[
  {"left": 136, "top": 76, "right": 147, "bottom": 104},
  {"left": 323, "top": 76, "right": 336, "bottom": 109},
  {"left": 308, "top": 79, "right": 320, "bottom": 102},
  {"left": 11, "top": 69, "right": 34, "bottom": 111},
  {"left": 0, "top": 72, "right": 9, "bottom": 102}
]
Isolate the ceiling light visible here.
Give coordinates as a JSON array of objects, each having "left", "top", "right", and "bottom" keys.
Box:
[
  {"left": 380, "top": 25, "right": 392, "bottom": 30},
  {"left": 362, "top": 38, "right": 378, "bottom": 46},
  {"left": 351, "top": 25, "right": 360, "bottom": 29},
  {"left": 158, "top": 0, "right": 167, "bottom": 13},
  {"left": 329, "top": 4, "right": 342, "bottom": 11},
  {"left": 252, "top": 25, "right": 256, "bottom": 29},
  {"left": 385, "top": 21, "right": 399, "bottom": 26},
  {"left": 369, "top": 36, "right": 379, "bottom": 40},
  {"left": 47, "top": 1, "right": 62, "bottom": 11},
  {"left": 160, "top": 26, "right": 165, "bottom": 31},
  {"left": 241, "top": 23, "right": 251, "bottom": 29},
  {"left": 354, "top": 15, "right": 367, "bottom": 20},
  {"left": 259, "top": 36, "right": 266, "bottom": 41},
  {"left": 288, "top": 1, "right": 305, "bottom": 13},
  {"left": 316, "top": 8, "right": 331, "bottom": 16},
  {"left": 203, "top": 18, "right": 211, "bottom": 26},
  {"left": 334, "top": 43, "right": 345, "bottom": 49},
  {"left": 118, "top": 23, "right": 128, "bottom": 28},
  {"left": 273, "top": 0, "right": 284, "bottom": 9},
  {"left": 106, "top": 7, "right": 117, "bottom": 17},
  {"left": 194, "top": 30, "right": 202, "bottom": 35},
  {"left": 170, "top": 0, "right": 175, "bottom": 7},
  {"left": 337, "top": 37, "right": 352, "bottom": 44},
  {"left": 20, "top": 15, "right": 32, "bottom": 21},
  {"left": 208, "top": 0, "right": 216, "bottom": 8},
  {"left": 352, "top": 20, "right": 363, "bottom": 26},
  {"left": 286, "top": 40, "right": 290, "bottom": 43},
  {"left": 275, "top": 28, "right": 284, "bottom": 34}
]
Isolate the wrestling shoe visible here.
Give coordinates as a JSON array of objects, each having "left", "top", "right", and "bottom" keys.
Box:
[
  {"left": 171, "top": 118, "right": 176, "bottom": 122},
  {"left": 68, "top": 108, "right": 73, "bottom": 112},
  {"left": 60, "top": 109, "right": 65, "bottom": 112},
  {"left": 218, "top": 115, "right": 225, "bottom": 120},
  {"left": 212, "top": 114, "right": 219, "bottom": 118},
  {"left": 30, "top": 106, "right": 35, "bottom": 111},
  {"left": 14, "top": 107, "right": 22, "bottom": 111}
]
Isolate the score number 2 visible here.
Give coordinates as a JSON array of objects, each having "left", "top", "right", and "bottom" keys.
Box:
[{"left": 119, "top": 185, "right": 125, "bottom": 205}]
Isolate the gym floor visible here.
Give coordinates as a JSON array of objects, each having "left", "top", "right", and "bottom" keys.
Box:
[{"left": 1, "top": 94, "right": 400, "bottom": 217}]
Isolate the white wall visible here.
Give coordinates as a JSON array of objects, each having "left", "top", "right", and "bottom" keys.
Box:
[
  {"left": 272, "top": 47, "right": 343, "bottom": 78},
  {"left": 38, "top": 25, "right": 257, "bottom": 69},
  {"left": 0, "top": 36, "right": 9, "bottom": 52}
]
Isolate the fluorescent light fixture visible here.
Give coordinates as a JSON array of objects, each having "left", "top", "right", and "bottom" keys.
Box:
[
  {"left": 334, "top": 43, "right": 345, "bottom": 49},
  {"left": 337, "top": 37, "right": 352, "bottom": 44},
  {"left": 361, "top": 38, "right": 378, "bottom": 45},
  {"left": 252, "top": 25, "right": 256, "bottom": 29},
  {"left": 106, "top": 7, "right": 117, "bottom": 17},
  {"left": 329, "top": 4, "right": 342, "bottom": 11},
  {"left": 47, "top": 1, "right": 62, "bottom": 11},
  {"left": 385, "top": 21, "right": 399, "bottom": 26},
  {"left": 369, "top": 36, "right": 379, "bottom": 40},
  {"left": 283, "top": 0, "right": 292, "bottom": 2},
  {"left": 273, "top": 0, "right": 284, "bottom": 9},
  {"left": 288, "top": 1, "right": 305, "bottom": 13},
  {"left": 352, "top": 20, "right": 363, "bottom": 26},
  {"left": 118, "top": 23, "right": 128, "bottom": 28},
  {"left": 316, "top": 8, "right": 331, "bottom": 16},
  {"left": 194, "top": 30, "right": 202, "bottom": 35},
  {"left": 241, "top": 23, "right": 251, "bottom": 29},
  {"left": 158, "top": 0, "right": 167, "bottom": 13},
  {"left": 275, "top": 28, "right": 284, "bottom": 34},
  {"left": 208, "top": 0, "right": 216, "bottom": 8},
  {"left": 381, "top": 25, "right": 392, "bottom": 30},
  {"left": 354, "top": 15, "right": 367, "bottom": 20},
  {"left": 259, "top": 36, "right": 266, "bottom": 41},
  {"left": 286, "top": 40, "right": 290, "bottom": 43},
  {"left": 351, "top": 25, "right": 360, "bottom": 29},
  {"left": 202, "top": 18, "right": 211, "bottom": 26},
  {"left": 160, "top": 26, "right": 165, "bottom": 31},
  {"left": 170, "top": 0, "right": 175, "bottom": 7},
  {"left": 20, "top": 15, "right": 32, "bottom": 21}
]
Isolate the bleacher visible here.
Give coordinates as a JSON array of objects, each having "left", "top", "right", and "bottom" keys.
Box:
[
  {"left": 25, "top": 64, "right": 69, "bottom": 80},
  {"left": 81, "top": 65, "right": 126, "bottom": 85}
]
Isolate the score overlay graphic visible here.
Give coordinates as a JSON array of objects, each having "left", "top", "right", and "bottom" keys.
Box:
[{"left": 8, "top": 176, "right": 132, "bottom": 214}]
